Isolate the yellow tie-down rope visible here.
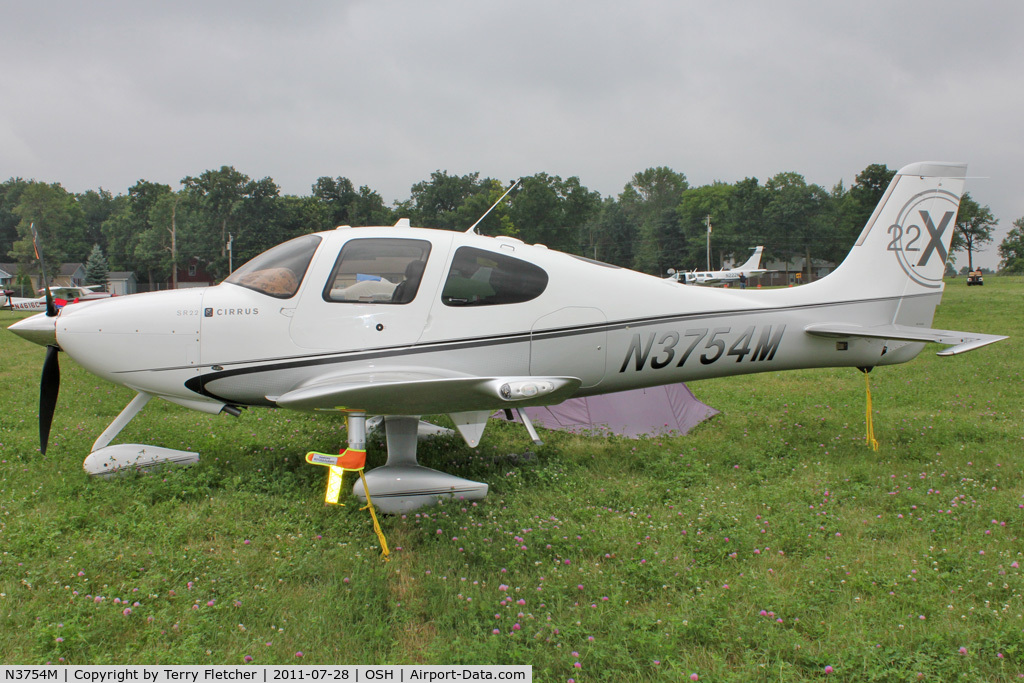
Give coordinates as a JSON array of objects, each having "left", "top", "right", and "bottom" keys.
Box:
[
  {"left": 860, "top": 368, "right": 880, "bottom": 452},
  {"left": 305, "top": 448, "right": 390, "bottom": 560}
]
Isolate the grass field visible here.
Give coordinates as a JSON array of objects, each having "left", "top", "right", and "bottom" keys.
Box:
[{"left": 1, "top": 277, "right": 1022, "bottom": 680}]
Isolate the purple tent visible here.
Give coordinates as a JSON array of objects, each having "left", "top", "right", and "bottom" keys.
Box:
[{"left": 504, "top": 383, "right": 718, "bottom": 439}]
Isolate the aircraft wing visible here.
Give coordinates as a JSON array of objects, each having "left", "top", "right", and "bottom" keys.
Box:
[
  {"left": 804, "top": 323, "right": 1007, "bottom": 356},
  {"left": 274, "top": 374, "right": 582, "bottom": 414}
]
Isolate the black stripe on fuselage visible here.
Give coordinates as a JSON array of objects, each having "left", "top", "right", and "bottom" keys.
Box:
[{"left": 161, "top": 292, "right": 913, "bottom": 403}]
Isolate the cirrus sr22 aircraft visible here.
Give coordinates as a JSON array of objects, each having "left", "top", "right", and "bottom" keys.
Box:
[{"left": 8, "top": 162, "right": 1007, "bottom": 513}]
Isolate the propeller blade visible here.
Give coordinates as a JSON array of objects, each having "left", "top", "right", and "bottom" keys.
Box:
[
  {"left": 30, "top": 223, "right": 58, "bottom": 318},
  {"left": 40, "top": 344, "right": 60, "bottom": 454}
]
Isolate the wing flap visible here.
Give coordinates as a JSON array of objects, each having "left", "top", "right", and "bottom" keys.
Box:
[
  {"left": 276, "top": 375, "right": 581, "bottom": 414},
  {"left": 805, "top": 323, "right": 1007, "bottom": 356}
]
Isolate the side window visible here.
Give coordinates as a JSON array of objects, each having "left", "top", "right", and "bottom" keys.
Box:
[
  {"left": 441, "top": 246, "right": 548, "bottom": 307},
  {"left": 225, "top": 234, "right": 321, "bottom": 299},
  {"left": 324, "top": 238, "right": 431, "bottom": 304}
]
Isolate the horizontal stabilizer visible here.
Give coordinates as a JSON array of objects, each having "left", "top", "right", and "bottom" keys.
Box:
[
  {"left": 805, "top": 323, "right": 1008, "bottom": 356},
  {"left": 276, "top": 374, "right": 581, "bottom": 414}
]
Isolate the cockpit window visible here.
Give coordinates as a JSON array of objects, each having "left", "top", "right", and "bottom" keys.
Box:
[
  {"left": 225, "top": 234, "right": 321, "bottom": 299},
  {"left": 323, "top": 238, "right": 432, "bottom": 304},
  {"left": 441, "top": 246, "right": 548, "bottom": 306}
]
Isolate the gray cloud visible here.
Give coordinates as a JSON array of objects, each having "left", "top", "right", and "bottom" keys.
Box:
[{"left": 1, "top": 0, "right": 1020, "bottom": 266}]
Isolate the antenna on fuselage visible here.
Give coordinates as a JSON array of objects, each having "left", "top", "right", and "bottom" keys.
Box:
[{"left": 466, "top": 178, "right": 521, "bottom": 234}]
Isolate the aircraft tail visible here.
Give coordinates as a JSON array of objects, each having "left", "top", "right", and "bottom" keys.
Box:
[
  {"left": 734, "top": 246, "right": 764, "bottom": 272},
  {"left": 823, "top": 161, "right": 966, "bottom": 298},
  {"left": 803, "top": 161, "right": 1005, "bottom": 356}
]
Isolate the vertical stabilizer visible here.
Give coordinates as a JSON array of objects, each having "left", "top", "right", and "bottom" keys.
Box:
[
  {"left": 733, "top": 246, "right": 764, "bottom": 272},
  {"left": 822, "top": 162, "right": 966, "bottom": 299}
]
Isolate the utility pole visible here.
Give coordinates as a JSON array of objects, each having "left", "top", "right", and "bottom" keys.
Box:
[
  {"left": 705, "top": 215, "right": 712, "bottom": 270},
  {"left": 170, "top": 200, "right": 178, "bottom": 290}
]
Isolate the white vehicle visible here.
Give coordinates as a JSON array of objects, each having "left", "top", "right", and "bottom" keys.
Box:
[
  {"left": 8, "top": 162, "right": 1006, "bottom": 513},
  {"left": 668, "top": 246, "right": 768, "bottom": 285}
]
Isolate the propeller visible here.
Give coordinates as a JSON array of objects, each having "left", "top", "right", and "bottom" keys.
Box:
[
  {"left": 30, "top": 223, "right": 61, "bottom": 454},
  {"left": 31, "top": 223, "right": 58, "bottom": 319},
  {"left": 40, "top": 345, "right": 60, "bottom": 453}
]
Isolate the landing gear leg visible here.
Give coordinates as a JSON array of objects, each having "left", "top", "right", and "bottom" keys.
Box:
[
  {"left": 352, "top": 415, "right": 488, "bottom": 514},
  {"left": 83, "top": 391, "right": 201, "bottom": 476}
]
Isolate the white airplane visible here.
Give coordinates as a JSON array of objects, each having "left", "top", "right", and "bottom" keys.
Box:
[
  {"left": 667, "top": 246, "right": 768, "bottom": 285},
  {"left": 3, "top": 285, "right": 113, "bottom": 312},
  {"left": 8, "top": 162, "right": 1007, "bottom": 514}
]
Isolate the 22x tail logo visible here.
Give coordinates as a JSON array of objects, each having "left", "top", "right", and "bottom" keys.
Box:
[
  {"left": 918, "top": 211, "right": 953, "bottom": 265},
  {"left": 887, "top": 211, "right": 952, "bottom": 265},
  {"left": 885, "top": 190, "right": 959, "bottom": 288}
]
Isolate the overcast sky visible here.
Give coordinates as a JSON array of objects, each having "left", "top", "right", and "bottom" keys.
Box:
[{"left": 2, "top": 1, "right": 1021, "bottom": 267}]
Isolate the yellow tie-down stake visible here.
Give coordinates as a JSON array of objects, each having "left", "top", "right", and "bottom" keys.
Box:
[{"left": 304, "top": 412, "right": 389, "bottom": 559}]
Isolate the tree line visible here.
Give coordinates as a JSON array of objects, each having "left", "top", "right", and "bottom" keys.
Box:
[{"left": 2, "top": 162, "right": 1019, "bottom": 293}]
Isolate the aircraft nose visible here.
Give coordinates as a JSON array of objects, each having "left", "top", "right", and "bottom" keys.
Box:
[{"left": 8, "top": 312, "right": 58, "bottom": 347}]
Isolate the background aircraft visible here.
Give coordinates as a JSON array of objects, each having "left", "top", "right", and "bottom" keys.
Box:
[
  {"left": 8, "top": 162, "right": 1005, "bottom": 513},
  {"left": 3, "top": 285, "right": 112, "bottom": 312},
  {"left": 667, "top": 246, "right": 769, "bottom": 285}
]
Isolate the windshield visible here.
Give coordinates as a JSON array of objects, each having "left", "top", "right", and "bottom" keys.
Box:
[{"left": 225, "top": 234, "right": 322, "bottom": 299}]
